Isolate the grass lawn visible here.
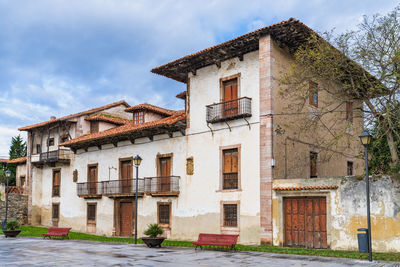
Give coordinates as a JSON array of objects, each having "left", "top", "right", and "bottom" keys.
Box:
[{"left": 1, "top": 225, "right": 399, "bottom": 262}]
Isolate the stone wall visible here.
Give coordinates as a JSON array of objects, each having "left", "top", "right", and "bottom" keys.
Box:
[{"left": 0, "top": 193, "right": 28, "bottom": 224}]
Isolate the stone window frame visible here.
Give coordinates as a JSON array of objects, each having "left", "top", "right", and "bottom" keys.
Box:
[
  {"left": 218, "top": 144, "right": 241, "bottom": 192},
  {"left": 220, "top": 200, "right": 240, "bottom": 234}
]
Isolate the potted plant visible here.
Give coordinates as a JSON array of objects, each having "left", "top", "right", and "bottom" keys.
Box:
[
  {"left": 141, "top": 223, "right": 165, "bottom": 248},
  {"left": 3, "top": 220, "right": 22, "bottom": 238}
]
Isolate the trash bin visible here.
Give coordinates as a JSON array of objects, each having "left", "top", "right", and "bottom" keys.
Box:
[{"left": 357, "top": 228, "right": 369, "bottom": 253}]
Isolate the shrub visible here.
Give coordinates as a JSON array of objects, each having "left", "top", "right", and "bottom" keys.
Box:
[
  {"left": 6, "top": 220, "right": 20, "bottom": 230},
  {"left": 143, "top": 223, "right": 163, "bottom": 238}
]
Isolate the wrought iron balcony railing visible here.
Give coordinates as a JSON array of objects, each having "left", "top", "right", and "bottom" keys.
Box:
[
  {"left": 77, "top": 181, "right": 103, "bottom": 197},
  {"left": 102, "top": 179, "right": 145, "bottom": 196},
  {"left": 206, "top": 97, "right": 252, "bottom": 123},
  {"left": 144, "top": 176, "right": 180, "bottom": 195},
  {"left": 34, "top": 148, "right": 72, "bottom": 163}
]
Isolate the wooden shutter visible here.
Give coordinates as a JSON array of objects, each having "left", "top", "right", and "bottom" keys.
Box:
[
  {"left": 223, "top": 149, "right": 238, "bottom": 189},
  {"left": 159, "top": 157, "right": 171, "bottom": 192},
  {"left": 53, "top": 170, "right": 61, "bottom": 196},
  {"left": 223, "top": 79, "right": 238, "bottom": 117},
  {"left": 88, "top": 165, "right": 98, "bottom": 194},
  {"left": 120, "top": 160, "right": 132, "bottom": 193}
]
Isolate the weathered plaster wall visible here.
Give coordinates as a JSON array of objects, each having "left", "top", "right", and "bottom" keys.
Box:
[{"left": 273, "top": 176, "right": 400, "bottom": 252}]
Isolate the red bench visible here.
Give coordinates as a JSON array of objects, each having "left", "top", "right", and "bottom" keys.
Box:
[
  {"left": 193, "top": 233, "right": 239, "bottom": 250},
  {"left": 42, "top": 227, "right": 71, "bottom": 239}
]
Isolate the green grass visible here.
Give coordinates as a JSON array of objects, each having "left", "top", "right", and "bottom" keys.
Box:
[{"left": 1, "top": 226, "right": 399, "bottom": 262}]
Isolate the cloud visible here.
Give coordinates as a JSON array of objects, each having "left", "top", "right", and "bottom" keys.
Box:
[{"left": 0, "top": 0, "right": 398, "bottom": 155}]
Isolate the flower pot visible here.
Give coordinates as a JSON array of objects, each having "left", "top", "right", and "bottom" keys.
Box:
[
  {"left": 3, "top": 229, "right": 22, "bottom": 238},
  {"left": 141, "top": 237, "right": 165, "bottom": 248}
]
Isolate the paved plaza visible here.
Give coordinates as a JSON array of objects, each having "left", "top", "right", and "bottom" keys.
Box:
[{"left": 0, "top": 237, "right": 398, "bottom": 266}]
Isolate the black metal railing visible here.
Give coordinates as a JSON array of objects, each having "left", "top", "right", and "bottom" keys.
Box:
[
  {"left": 206, "top": 97, "right": 252, "bottom": 123},
  {"left": 223, "top": 173, "right": 238, "bottom": 190},
  {"left": 39, "top": 149, "right": 71, "bottom": 163},
  {"left": 144, "top": 176, "right": 180, "bottom": 194},
  {"left": 77, "top": 181, "right": 103, "bottom": 197},
  {"left": 102, "top": 179, "right": 145, "bottom": 195}
]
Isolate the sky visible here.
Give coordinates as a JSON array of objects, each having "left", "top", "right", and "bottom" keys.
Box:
[{"left": 0, "top": 0, "right": 398, "bottom": 157}]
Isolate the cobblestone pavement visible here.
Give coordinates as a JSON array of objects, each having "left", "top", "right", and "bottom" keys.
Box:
[{"left": 0, "top": 237, "right": 398, "bottom": 267}]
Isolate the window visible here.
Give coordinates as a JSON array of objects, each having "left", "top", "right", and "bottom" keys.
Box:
[
  {"left": 134, "top": 111, "right": 144, "bottom": 124},
  {"left": 87, "top": 203, "right": 97, "bottom": 224},
  {"left": 20, "top": 176, "right": 25, "bottom": 187},
  {"left": 223, "top": 148, "right": 239, "bottom": 189},
  {"left": 60, "top": 135, "right": 69, "bottom": 143},
  {"left": 310, "top": 152, "right": 318, "bottom": 178},
  {"left": 346, "top": 101, "right": 353, "bottom": 123},
  {"left": 52, "top": 169, "right": 61, "bottom": 197},
  {"left": 158, "top": 155, "right": 172, "bottom": 192},
  {"left": 36, "top": 144, "right": 41, "bottom": 154},
  {"left": 52, "top": 203, "right": 59, "bottom": 221},
  {"left": 223, "top": 204, "right": 238, "bottom": 227},
  {"left": 158, "top": 202, "right": 171, "bottom": 226},
  {"left": 309, "top": 81, "right": 318, "bottom": 107},
  {"left": 48, "top": 138, "right": 55, "bottom": 146},
  {"left": 87, "top": 164, "right": 98, "bottom": 195},
  {"left": 90, "top": 121, "right": 99, "bottom": 133},
  {"left": 347, "top": 161, "right": 354, "bottom": 176}
]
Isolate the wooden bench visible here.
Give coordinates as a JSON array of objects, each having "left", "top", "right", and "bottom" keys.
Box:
[
  {"left": 42, "top": 227, "right": 71, "bottom": 239},
  {"left": 193, "top": 233, "right": 239, "bottom": 250}
]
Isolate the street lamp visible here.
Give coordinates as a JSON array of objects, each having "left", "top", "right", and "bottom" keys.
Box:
[
  {"left": 359, "top": 130, "right": 373, "bottom": 262},
  {"left": 2, "top": 169, "right": 11, "bottom": 230},
  {"left": 133, "top": 155, "right": 142, "bottom": 244}
]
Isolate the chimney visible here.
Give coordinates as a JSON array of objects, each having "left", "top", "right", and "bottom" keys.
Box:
[{"left": 50, "top": 116, "right": 56, "bottom": 120}]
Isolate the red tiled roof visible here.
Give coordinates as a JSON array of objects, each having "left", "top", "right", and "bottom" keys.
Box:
[
  {"left": 0, "top": 158, "right": 8, "bottom": 163},
  {"left": 273, "top": 185, "right": 338, "bottom": 191},
  {"left": 176, "top": 91, "right": 186, "bottom": 100},
  {"left": 85, "top": 113, "right": 130, "bottom": 125},
  {"left": 8, "top": 157, "right": 27, "bottom": 164},
  {"left": 61, "top": 111, "right": 186, "bottom": 147},
  {"left": 125, "top": 103, "right": 176, "bottom": 116},
  {"left": 19, "top": 100, "right": 130, "bottom": 131}
]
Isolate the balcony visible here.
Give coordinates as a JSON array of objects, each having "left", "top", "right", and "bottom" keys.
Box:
[
  {"left": 206, "top": 97, "right": 252, "bottom": 123},
  {"left": 102, "top": 179, "right": 145, "bottom": 198},
  {"left": 32, "top": 148, "right": 72, "bottom": 164},
  {"left": 76, "top": 176, "right": 180, "bottom": 198},
  {"left": 77, "top": 182, "right": 103, "bottom": 198},
  {"left": 144, "top": 176, "right": 180, "bottom": 196}
]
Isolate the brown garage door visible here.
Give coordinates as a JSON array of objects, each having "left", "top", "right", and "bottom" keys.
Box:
[{"left": 284, "top": 197, "right": 327, "bottom": 248}]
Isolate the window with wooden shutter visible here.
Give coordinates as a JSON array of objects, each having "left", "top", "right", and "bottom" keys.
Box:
[
  {"left": 87, "top": 203, "right": 96, "bottom": 223},
  {"left": 223, "top": 148, "right": 238, "bottom": 189},
  {"left": 309, "top": 82, "right": 318, "bottom": 107},
  {"left": 158, "top": 203, "right": 171, "bottom": 226},
  {"left": 134, "top": 111, "right": 144, "bottom": 124},
  {"left": 120, "top": 159, "right": 133, "bottom": 193},
  {"left": 87, "top": 164, "right": 98, "bottom": 195},
  {"left": 48, "top": 138, "right": 55, "bottom": 146},
  {"left": 52, "top": 169, "right": 61, "bottom": 197},
  {"left": 52, "top": 203, "right": 59, "bottom": 220},
  {"left": 346, "top": 101, "right": 353, "bottom": 123},
  {"left": 347, "top": 161, "right": 354, "bottom": 176},
  {"left": 90, "top": 121, "right": 99, "bottom": 133},
  {"left": 223, "top": 204, "right": 238, "bottom": 227},
  {"left": 310, "top": 152, "right": 318, "bottom": 178},
  {"left": 223, "top": 78, "right": 239, "bottom": 117}
]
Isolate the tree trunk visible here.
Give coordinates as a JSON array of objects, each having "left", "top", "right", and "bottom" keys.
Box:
[{"left": 386, "top": 130, "right": 399, "bottom": 166}]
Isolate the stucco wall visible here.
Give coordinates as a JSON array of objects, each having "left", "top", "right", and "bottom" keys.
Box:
[{"left": 273, "top": 176, "right": 400, "bottom": 252}]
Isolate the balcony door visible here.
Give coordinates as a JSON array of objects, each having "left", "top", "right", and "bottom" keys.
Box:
[
  {"left": 88, "top": 164, "right": 98, "bottom": 195},
  {"left": 158, "top": 157, "right": 171, "bottom": 192},
  {"left": 223, "top": 78, "right": 238, "bottom": 117},
  {"left": 120, "top": 159, "right": 132, "bottom": 193}
]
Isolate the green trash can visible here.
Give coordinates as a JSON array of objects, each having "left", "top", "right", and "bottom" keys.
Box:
[{"left": 357, "top": 228, "right": 369, "bottom": 253}]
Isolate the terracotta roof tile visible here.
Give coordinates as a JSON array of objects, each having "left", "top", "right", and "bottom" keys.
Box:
[
  {"left": 0, "top": 158, "right": 8, "bottom": 163},
  {"left": 8, "top": 157, "right": 27, "bottom": 164},
  {"left": 124, "top": 103, "right": 176, "bottom": 116},
  {"left": 85, "top": 113, "right": 130, "bottom": 125},
  {"left": 19, "top": 100, "right": 130, "bottom": 131},
  {"left": 273, "top": 185, "right": 338, "bottom": 191},
  {"left": 61, "top": 111, "right": 186, "bottom": 147}
]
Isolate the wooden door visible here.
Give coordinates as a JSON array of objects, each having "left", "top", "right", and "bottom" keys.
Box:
[
  {"left": 119, "top": 201, "right": 133, "bottom": 237},
  {"left": 120, "top": 160, "right": 132, "bottom": 193},
  {"left": 88, "top": 165, "right": 98, "bottom": 194},
  {"left": 284, "top": 197, "right": 327, "bottom": 248},
  {"left": 52, "top": 170, "right": 61, "bottom": 197},
  {"left": 159, "top": 157, "right": 171, "bottom": 192},
  {"left": 223, "top": 79, "right": 238, "bottom": 117}
]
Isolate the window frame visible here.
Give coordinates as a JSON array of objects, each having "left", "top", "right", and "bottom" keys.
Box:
[
  {"left": 133, "top": 111, "right": 145, "bottom": 124},
  {"left": 90, "top": 121, "right": 99, "bottom": 133},
  {"left": 52, "top": 169, "right": 61, "bottom": 197},
  {"left": 220, "top": 200, "right": 240, "bottom": 232},
  {"left": 157, "top": 202, "right": 171, "bottom": 228},
  {"left": 310, "top": 152, "right": 318, "bottom": 178},
  {"left": 219, "top": 144, "right": 241, "bottom": 191},
  {"left": 219, "top": 73, "right": 241, "bottom": 102},
  {"left": 52, "top": 203, "right": 60, "bottom": 221},
  {"left": 309, "top": 81, "right": 318, "bottom": 108},
  {"left": 347, "top": 161, "right": 354, "bottom": 176},
  {"left": 87, "top": 203, "right": 97, "bottom": 225}
]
